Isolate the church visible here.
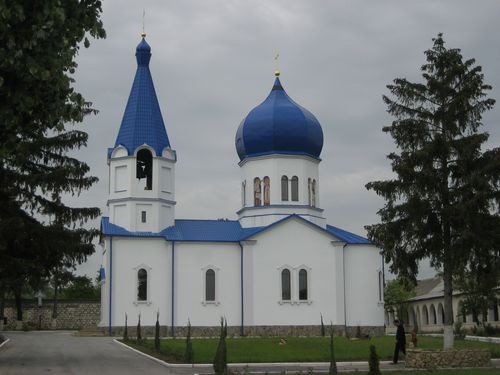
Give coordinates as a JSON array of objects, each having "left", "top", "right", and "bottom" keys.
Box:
[{"left": 99, "top": 35, "right": 385, "bottom": 336}]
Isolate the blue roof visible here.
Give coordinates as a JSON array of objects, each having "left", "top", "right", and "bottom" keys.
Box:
[
  {"left": 235, "top": 76, "right": 324, "bottom": 161},
  {"left": 101, "top": 216, "right": 370, "bottom": 245},
  {"left": 111, "top": 37, "right": 171, "bottom": 157},
  {"left": 326, "top": 224, "right": 371, "bottom": 244}
]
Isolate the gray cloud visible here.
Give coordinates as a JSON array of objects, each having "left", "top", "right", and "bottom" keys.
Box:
[{"left": 71, "top": 0, "right": 500, "bottom": 277}]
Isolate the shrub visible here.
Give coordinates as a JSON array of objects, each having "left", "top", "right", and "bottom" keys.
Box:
[
  {"left": 213, "top": 317, "right": 228, "bottom": 375},
  {"left": 184, "top": 319, "right": 194, "bottom": 364},
  {"left": 137, "top": 313, "right": 142, "bottom": 341},
  {"left": 328, "top": 327, "right": 337, "bottom": 375},
  {"left": 454, "top": 321, "right": 465, "bottom": 339},
  {"left": 123, "top": 314, "right": 129, "bottom": 341},
  {"left": 320, "top": 314, "right": 325, "bottom": 337},
  {"left": 368, "top": 345, "right": 381, "bottom": 375},
  {"left": 484, "top": 323, "right": 500, "bottom": 337},
  {"left": 155, "top": 311, "right": 160, "bottom": 352},
  {"left": 355, "top": 325, "right": 362, "bottom": 339}
]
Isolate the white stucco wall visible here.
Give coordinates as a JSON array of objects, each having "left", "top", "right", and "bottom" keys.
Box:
[
  {"left": 174, "top": 242, "right": 241, "bottom": 327},
  {"left": 99, "top": 236, "right": 172, "bottom": 327},
  {"left": 244, "top": 217, "right": 339, "bottom": 326},
  {"left": 344, "top": 244, "right": 384, "bottom": 326}
]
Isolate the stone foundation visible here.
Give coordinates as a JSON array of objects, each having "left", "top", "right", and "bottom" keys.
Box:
[
  {"left": 104, "top": 324, "right": 385, "bottom": 338},
  {"left": 406, "top": 349, "right": 491, "bottom": 368}
]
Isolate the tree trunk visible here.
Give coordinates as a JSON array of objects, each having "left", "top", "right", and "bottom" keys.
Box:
[
  {"left": 14, "top": 288, "right": 23, "bottom": 321},
  {"left": 52, "top": 282, "right": 58, "bottom": 319},
  {"left": 443, "top": 253, "right": 454, "bottom": 350}
]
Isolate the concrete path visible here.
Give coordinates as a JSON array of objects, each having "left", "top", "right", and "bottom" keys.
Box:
[{"left": 0, "top": 331, "right": 175, "bottom": 375}]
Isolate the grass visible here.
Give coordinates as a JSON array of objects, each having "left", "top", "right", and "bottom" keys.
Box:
[
  {"left": 123, "top": 335, "right": 500, "bottom": 364},
  {"left": 355, "top": 371, "right": 499, "bottom": 375}
]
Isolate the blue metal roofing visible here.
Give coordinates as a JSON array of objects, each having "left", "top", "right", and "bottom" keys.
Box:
[
  {"left": 112, "top": 37, "right": 171, "bottom": 157},
  {"left": 326, "top": 224, "right": 371, "bottom": 244},
  {"left": 235, "top": 76, "right": 324, "bottom": 161},
  {"left": 101, "top": 216, "right": 370, "bottom": 245}
]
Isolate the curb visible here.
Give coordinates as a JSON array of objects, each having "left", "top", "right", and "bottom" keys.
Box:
[
  {"left": 113, "top": 339, "right": 401, "bottom": 370},
  {"left": 0, "top": 338, "right": 10, "bottom": 348}
]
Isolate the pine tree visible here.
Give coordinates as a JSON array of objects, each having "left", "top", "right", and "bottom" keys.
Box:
[
  {"left": 0, "top": 1, "right": 105, "bottom": 319},
  {"left": 213, "top": 317, "right": 228, "bottom": 375},
  {"left": 155, "top": 311, "right": 160, "bottom": 352},
  {"left": 328, "top": 326, "right": 337, "bottom": 375},
  {"left": 320, "top": 313, "right": 325, "bottom": 337},
  {"left": 123, "top": 314, "right": 129, "bottom": 341},
  {"left": 137, "top": 314, "right": 142, "bottom": 341},
  {"left": 184, "top": 319, "right": 194, "bottom": 364},
  {"left": 366, "top": 33, "right": 500, "bottom": 350},
  {"left": 368, "top": 345, "right": 381, "bottom": 375}
]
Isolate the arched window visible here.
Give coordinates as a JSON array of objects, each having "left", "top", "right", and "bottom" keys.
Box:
[
  {"left": 281, "top": 269, "right": 291, "bottom": 301},
  {"left": 137, "top": 268, "right": 148, "bottom": 301},
  {"left": 241, "top": 181, "right": 246, "bottom": 207},
  {"left": 281, "top": 176, "right": 289, "bottom": 201},
  {"left": 205, "top": 269, "right": 215, "bottom": 302},
  {"left": 254, "top": 177, "right": 261, "bottom": 206},
  {"left": 291, "top": 176, "right": 299, "bottom": 201},
  {"left": 263, "top": 176, "right": 270, "bottom": 206},
  {"left": 299, "top": 269, "right": 308, "bottom": 300},
  {"left": 437, "top": 303, "right": 444, "bottom": 325},
  {"left": 308, "top": 178, "right": 312, "bottom": 205},
  {"left": 136, "top": 149, "right": 153, "bottom": 190},
  {"left": 493, "top": 303, "right": 499, "bottom": 322},
  {"left": 312, "top": 179, "right": 317, "bottom": 207},
  {"left": 378, "top": 271, "right": 383, "bottom": 302}
]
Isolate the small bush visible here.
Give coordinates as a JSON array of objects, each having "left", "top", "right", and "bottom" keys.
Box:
[
  {"left": 320, "top": 314, "right": 325, "bottom": 337},
  {"left": 368, "top": 345, "right": 381, "bottom": 375},
  {"left": 355, "top": 325, "right": 362, "bottom": 339},
  {"left": 213, "top": 317, "right": 228, "bottom": 375},
  {"left": 123, "top": 314, "right": 129, "bottom": 341},
  {"left": 454, "top": 321, "right": 465, "bottom": 339},
  {"left": 137, "top": 313, "right": 142, "bottom": 341},
  {"left": 184, "top": 319, "right": 194, "bottom": 364},
  {"left": 484, "top": 324, "right": 500, "bottom": 337},
  {"left": 154, "top": 311, "right": 160, "bottom": 352},
  {"left": 328, "top": 327, "right": 337, "bottom": 375}
]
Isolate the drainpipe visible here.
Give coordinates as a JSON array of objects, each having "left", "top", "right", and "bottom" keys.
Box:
[
  {"left": 342, "top": 243, "right": 347, "bottom": 335},
  {"left": 171, "top": 241, "right": 175, "bottom": 337},
  {"left": 108, "top": 236, "right": 113, "bottom": 336},
  {"left": 239, "top": 242, "right": 244, "bottom": 336}
]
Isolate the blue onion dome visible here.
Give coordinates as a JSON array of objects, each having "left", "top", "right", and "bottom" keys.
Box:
[
  {"left": 136, "top": 37, "right": 151, "bottom": 66},
  {"left": 235, "top": 74, "right": 324, "bottom": 161}
]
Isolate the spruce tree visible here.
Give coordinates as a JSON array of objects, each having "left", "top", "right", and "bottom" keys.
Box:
[
  {"left": 366, "top": 33, "right": 500, "bottom": 349},
  {"left": 213, "top": 317, "right": 228, "bottom": 375},
  {"left": 0, "top": 1, "right": 105, "bottom": 319},
  {"left": 328, "top": 326, "right": 337, "bottom": 375},
  {"left": 184, "top": 319, "right": 194, "bottom": 364},
  {"left": 155, "top": 311, "right": 160, "bottom": 352},
  {"left": 123, "top": 314, "right": 128, "bottom": 341},
  {"left": 137, "top": 314, "right": 142, "bottom": 341},
  {"left": 368, "top": 345, "right": 381, "bottom": 375}
]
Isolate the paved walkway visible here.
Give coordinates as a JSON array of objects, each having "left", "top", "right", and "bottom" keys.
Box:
[
  {"left": 0, "top": 331, "right": 174, "bottom": 375},
  {"left": 1, "top": 331, "right": 498, "bottom": 374}
]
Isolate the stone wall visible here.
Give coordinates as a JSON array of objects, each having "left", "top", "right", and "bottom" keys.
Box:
[
  {"left": 1, "top": 299, "right": 100, "bottom": 331},
  {"left": 105, "top": 324, "right": 385, "bottom": 338},
  {"left": 406, "top": 349, "right": 491, "bottom": 368}
]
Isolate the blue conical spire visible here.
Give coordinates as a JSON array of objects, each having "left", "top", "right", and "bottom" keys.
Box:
[{"left": 112, "top": 36, "right": 171, "bottom": 157}]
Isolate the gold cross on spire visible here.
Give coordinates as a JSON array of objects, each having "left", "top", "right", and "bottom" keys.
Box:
[
  {"left": 274, "top": 51, "right": 280, "bottom": 76},
  {"left": 141, "top": 9, "right": 146, "bottom": 38}
]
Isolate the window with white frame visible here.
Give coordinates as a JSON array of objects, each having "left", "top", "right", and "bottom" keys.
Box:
[
  {"left": 202, "top": 265, "right": 220, "bottom": 305},
  {"left": 281, "top": 269, "right": 291, "bottom": 301},
  {"left": 298, "top": 269, "right": 308, "bottom": 301},
  {"left": 134, "top": 264, "right": 152, "bottom": 305}
]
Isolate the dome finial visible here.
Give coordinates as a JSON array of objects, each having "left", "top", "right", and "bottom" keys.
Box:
[
  {"left": 141, "top": 8, "right": 146, "bottom": 38},
  {"left": 274, "top": 51, "right": 280, "bottom": 77}
]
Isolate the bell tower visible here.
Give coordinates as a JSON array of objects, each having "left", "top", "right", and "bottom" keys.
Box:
[{"left": 107, "top": 35, "right": 176, "bottom": 232}]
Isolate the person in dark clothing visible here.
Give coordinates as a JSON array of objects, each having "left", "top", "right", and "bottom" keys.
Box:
[{"left": 393, "top": 319, "right": 406, "bottom": 364}]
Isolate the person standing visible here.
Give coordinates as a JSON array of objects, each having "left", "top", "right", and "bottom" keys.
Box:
[{"left": 393, "top": 319, "right": 406, "bottom": 364}]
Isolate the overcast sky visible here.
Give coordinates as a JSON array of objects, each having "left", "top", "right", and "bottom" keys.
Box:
[{"left": 70, "top": 0, "right": 500, "bottom": 279}]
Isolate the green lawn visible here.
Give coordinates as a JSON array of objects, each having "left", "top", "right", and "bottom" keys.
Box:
[{"left": 123, "top": 335, "right": 500, "bottom": 364}]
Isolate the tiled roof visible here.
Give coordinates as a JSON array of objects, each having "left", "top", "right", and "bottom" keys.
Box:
[
  {"left": 101, "top": 215, "right": 372, "bottom": 245},
  {"left": 112, "top": 37, "right": 171, "bottom": 157},
  {"left": 326, "top": 224, "right": 371, "bottom": 244}
]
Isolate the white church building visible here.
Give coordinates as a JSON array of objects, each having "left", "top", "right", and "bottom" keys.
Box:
[{"left": 99, "top": 36, "right": 385, "bottom": 336}]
